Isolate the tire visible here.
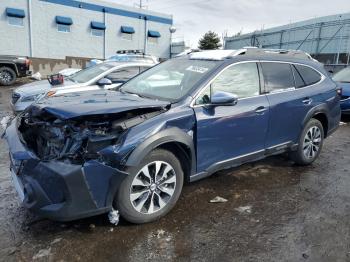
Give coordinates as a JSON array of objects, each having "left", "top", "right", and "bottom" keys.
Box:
[
  {"left": 115, "top": 149, "right": 184, "bottom": 224},
  {"left": 0, "top": 66, "right": 16, "bottom": 86},
  {"left": 290, "top": 118, "right": 324, "bottom": 165}
]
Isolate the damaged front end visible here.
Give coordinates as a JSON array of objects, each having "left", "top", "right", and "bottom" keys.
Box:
[
  {"left": 20, "top": 106, "right": 164, "bottom": 165},
  {"left": 5, "top": 105, "right": 167, "bottom": 221}
]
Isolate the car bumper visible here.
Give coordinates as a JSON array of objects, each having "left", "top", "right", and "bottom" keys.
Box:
[
  {"left": 10, "top": 100, "right": 35, "bottom": 114},
  {"left": 4, "top": 119, "right": 128, "bottom": 221},
  {"left": 340, "top": 98, "right": 350, "bottom": 114}
]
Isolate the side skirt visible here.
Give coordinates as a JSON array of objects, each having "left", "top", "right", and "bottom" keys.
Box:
[{"left": 190, "top": 142, "right": 297, "bottom": 182}]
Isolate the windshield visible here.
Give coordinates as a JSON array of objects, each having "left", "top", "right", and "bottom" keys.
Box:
[
  {"left": 69, "top": 63, "right": 114, "bottom": 83},
  {"left": 120, "top": 58, "right": 220, "bottom": 101},
  {"left": 333, "top": 67, "right": 350, "bottom": 83}
]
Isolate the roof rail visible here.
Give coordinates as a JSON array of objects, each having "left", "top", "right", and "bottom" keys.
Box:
[
  {"left": 238, "top": 47, "right": 316, "bottom": 61},
  {"left": 116, "top": 50, "right": 144, "bottom": 55}
]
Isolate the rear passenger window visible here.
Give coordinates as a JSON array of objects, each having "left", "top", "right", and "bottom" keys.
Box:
[
  {"left": 294, "top": 65, "right": 322, "bottom": 86},
  {"left": 261, "top": 62, "right": 294, "bottom": 93},
  {"left": 292, "top": 65, "right": 306, "bottom": 88}
]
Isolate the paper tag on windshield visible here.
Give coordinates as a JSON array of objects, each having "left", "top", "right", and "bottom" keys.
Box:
[{"left": 186, "top": 65, "right": 209, "bottom": 73}]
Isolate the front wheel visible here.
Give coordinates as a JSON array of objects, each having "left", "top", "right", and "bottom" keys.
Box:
[
  {"left": 290, "top": 118, "right": 324, "bottom": 165},
  {"left": 115, "top": 149, "right": 184, "bottom": 224}
]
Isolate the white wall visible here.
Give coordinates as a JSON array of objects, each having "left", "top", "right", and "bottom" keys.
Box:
[
  {"left": 0, "top": 0, "right": 30, "bottom": 57},
  {"left": 0, "top": 0, "right": 172, "bottom": 59}
]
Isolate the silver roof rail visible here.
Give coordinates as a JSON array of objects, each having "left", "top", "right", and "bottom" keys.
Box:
[{"left": 238, "top": 47, "right": 316, "bottom": 61}]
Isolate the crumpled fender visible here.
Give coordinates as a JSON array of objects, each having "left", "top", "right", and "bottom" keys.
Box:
[{"left": 125, "top": 127, "right": 196, "bottom": 176}]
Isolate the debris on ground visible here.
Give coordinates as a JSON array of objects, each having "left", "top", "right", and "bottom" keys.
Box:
[
  {"left": 340, "top": 122, "right": 347, "bottom": 126},
  {"left": 108, "top": 209, "right": 120, "bottom": 226},
  {"left": 156, "top": 229, "right": 165, "bottom": 238},
  {"left": 31, "top": 72, "right": 42, "bottom": 81},
  {"left": 235, "top": 206, "right": 252, "bottom": 214},
  {"left": 209, "top": 196, "right": 228, "bottom": 203},
  {"left": 89, "top": 224, "right": 95, "bottom": 229},
  {"left": 0, "top": 116, "right": 11, "bottom": 130},
  {"left": 32, "top": 247, "right": 52, "bottom": 260},
  {"left": 51, "top": 238, "right": 62, "bottom": 245}
]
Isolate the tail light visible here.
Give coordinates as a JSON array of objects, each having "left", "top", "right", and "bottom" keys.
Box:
[{"left": 25, "top": 59, "right": 31, "bottom": 67}]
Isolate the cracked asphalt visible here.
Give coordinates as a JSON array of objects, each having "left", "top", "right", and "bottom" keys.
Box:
[{"left": 0, "top": 81, "right": 350, "bottom": 262}]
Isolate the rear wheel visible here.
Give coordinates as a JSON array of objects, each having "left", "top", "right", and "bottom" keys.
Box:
[
  {"left": 290, "top": 118, "right": 324, "bottom": 165},
  {"left": 115, "top": 149, "right": 184, "bottom": 224},
  {"left": 0, "top": 66, "right": 16, "bottom": 86}
]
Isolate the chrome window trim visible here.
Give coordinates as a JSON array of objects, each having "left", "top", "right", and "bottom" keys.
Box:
[{"left": 190, "top": 60, "right": 326, "bottom": 108}]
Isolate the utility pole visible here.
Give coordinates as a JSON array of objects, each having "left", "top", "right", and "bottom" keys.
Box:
[{"left": 134, "top": 0, "right": 147, "bottom": 9}]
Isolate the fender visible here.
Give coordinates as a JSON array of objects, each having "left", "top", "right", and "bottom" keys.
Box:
[
  {"left": 301, "top": 103, "right": 329, "bottom": 134},
  {"left": 0, "top": 62, "right": 19, "bottom": 75},
  {"left": 125, "top": 127, "right": 196, "bottom": 176}
]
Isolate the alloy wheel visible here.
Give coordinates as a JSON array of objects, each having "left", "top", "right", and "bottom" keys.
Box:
[
  {"left": 0, "top": 70, "right": 13, "bottom": 84},
  {"left": 129, "top": 161, "right": 177, "bottom": 214},
  {"left": 302, "top": 126, "right": 322, "bottom": 159}
]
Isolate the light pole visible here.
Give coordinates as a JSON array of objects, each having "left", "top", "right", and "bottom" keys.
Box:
[{"left": 169, "top": 26, "right": 176, "bottom": 58}]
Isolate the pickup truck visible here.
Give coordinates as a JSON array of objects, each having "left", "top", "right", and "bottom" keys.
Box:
[{"left": 0, "top": 55, "right": 31, "bottom": 86}]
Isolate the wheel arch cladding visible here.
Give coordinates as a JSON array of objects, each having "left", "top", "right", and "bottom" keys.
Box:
[
  {"left": 312, "top": 113, "right": 328, "bottom": 137},
  {"left": 125, "top": 127, "right": 196, "bottom": 181},
  {"left": 0, "top": 63, "right": 18, "bottom": 75},
  {"left": 303, "top": 104, "right": 329, "bottom": 137}
]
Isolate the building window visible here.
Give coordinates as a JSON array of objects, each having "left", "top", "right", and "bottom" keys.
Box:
[
  {"left": 91, "top": 29, "right": 104, "bottom": 37},
  {"left": 122, "top": 33, "right": 133, "bottom": 41},
  {"left": 148, "top": 37, "right": 158, "bottom": 45},
  {"left": 8, "top": 16, "right": 24, "bottom": 27},
  {"left": 57, "top": 24, "right": 70, "bottom": 33}
]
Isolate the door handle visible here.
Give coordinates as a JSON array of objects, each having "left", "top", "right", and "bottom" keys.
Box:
[
  {"left": 302, "top": 98, "right": 312, "bottom": 105},
  {"left": 255, "top": 106, "right": 267, "bottom": 114}
]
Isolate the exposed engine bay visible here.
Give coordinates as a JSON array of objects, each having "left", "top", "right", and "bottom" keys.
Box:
[{"left": 18, "top": 108, "right": 165, "bottom": 164}]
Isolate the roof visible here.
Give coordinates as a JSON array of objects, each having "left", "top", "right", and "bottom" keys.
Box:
[{"left": 188, "top": 48, "right": 317, "bottom": 62}]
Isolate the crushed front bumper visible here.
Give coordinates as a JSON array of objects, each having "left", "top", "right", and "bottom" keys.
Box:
[{"left": 4, "top": 120, "right": 128, "bottom": 221}]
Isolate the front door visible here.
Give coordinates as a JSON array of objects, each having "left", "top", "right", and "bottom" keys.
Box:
[{"left": 194, "top": 62, "right": 270, "bottom": 173}]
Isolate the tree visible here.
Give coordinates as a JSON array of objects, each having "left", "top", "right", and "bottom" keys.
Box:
[{"left": 198, "top": 31, "right": 222, "bottom": 50}]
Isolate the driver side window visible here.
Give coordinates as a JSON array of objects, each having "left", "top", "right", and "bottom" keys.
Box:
[{"left": 195, "top": 62, "right": 260, "bottom": 105}]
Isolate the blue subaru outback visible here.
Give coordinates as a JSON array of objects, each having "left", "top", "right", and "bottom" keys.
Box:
[{"left": 4, "top": 49, "right": 341, "bottom": 223}]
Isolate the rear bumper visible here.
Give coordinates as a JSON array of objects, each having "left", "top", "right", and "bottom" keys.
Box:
[{"left": 4, "top": 120, "right": 128, "bottom": 221}]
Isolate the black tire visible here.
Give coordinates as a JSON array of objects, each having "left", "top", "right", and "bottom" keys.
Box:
[
  {"left": 115, "top": 149, "right": 184, "bottom": 224},
  {"left": 0, "top": 66, "right": 16, "bottom": 86},
  {"left": 290, "top": 118, "right": 324, "bottom": 165}
]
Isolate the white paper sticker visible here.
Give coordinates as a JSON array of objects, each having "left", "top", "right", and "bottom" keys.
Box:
[{"left": 186, "top": 65, "right": 209, "bottom": 73}]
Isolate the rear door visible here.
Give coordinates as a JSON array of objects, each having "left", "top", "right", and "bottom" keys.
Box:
[
  {"left": 262, "top": 62, "right": 322, "bottom": 148},
  {"left": 194, "top": 62, "right": 270, "bottom": 172}
]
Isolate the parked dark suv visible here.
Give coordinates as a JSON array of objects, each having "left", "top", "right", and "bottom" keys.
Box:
[
  {"left": 4, "top": 49, "right": 341, "bottom": 223},
  {"left": 0, "top": 55, "right": 31, "bottom": 86}
]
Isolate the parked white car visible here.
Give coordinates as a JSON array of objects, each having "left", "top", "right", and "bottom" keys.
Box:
[{"left": 11, "top": 60, "right": 157, "bottom": 113}]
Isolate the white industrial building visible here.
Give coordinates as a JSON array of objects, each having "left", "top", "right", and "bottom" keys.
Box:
[{"left": 0, "top": 0, "right": 173, "bottom": 63}]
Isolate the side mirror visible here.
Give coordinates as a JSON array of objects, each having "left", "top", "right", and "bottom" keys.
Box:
[
  {"left": 97, "top": 78, "right": 112, "bottom": 86},
  {"left": 211, "top": 91, "right": 238, "bottom": 105}
]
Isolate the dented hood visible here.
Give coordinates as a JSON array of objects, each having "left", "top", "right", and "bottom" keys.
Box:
[{"left": 31, "top": 89, "right": 170, "bottom": 120}]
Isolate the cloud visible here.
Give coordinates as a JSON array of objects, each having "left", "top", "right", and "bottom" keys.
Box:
[{"left": 118, "top": 0, "right": 350, "bottom": 48}]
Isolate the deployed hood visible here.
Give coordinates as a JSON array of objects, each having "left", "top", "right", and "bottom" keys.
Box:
[
  {"left": 15, "top": 79, "right": 78, "bottom": 95},
  {"left": 337, "top": 82, "right": 350, "bottom": 96},
  {"left": 30, "top": 89, "right": 170, "bottom": 120}
]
